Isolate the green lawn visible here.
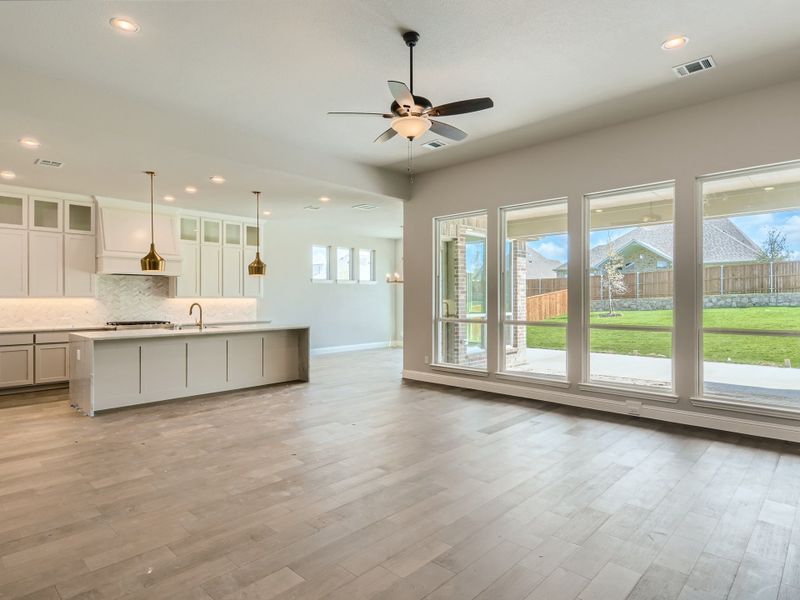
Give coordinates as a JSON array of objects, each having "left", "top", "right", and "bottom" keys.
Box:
[{"left": 526, "top": 307, "right": 800, "bottom": 367}]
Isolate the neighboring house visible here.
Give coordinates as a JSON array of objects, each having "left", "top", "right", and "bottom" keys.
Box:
[
  {"left": 553, "top": 218, "right": 761, "bottom": 275},
  {"left": 526, "top": 247, "right": 561, "bottom": 278}
]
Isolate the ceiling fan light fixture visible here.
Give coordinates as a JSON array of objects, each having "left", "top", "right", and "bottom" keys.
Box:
[{"left": 391, "top": 116, "right": 430, "bottom": 140}]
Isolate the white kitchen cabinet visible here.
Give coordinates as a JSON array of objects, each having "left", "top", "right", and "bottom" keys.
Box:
[
  {"left": 29, "top": 197, "right": 63, "bottom": 232},
  {"left": 34, "top": 343, "right": 69, "bottom": 383},
  {"left": 202, "top": 218, "right": 221, "bottom": 245},
  {"left": 0, "top": 228, "right": 28, "bottom": 297},
  {"left": 0, "top": 345, "right": 34, "bottom": 388},
  {"left": 222, "top": 247, "right": 243, "bottom": 297},
  {"left": 175, "top": 241, "right": 200, "bottom": 297},
  {"left": 200, "top": 245, "right": 222, "bottom": 297},
  {"left": 0, "top": 194, "right": 27, "bottom": 229},
  {"left": 243, "top": 247, "right": 263, "bottom": 297},
  {"left": 28, "top": 231, "right": 64, "bottom": 297},
  {"left": 64, "top": 201, "right": 95, "bottom": 235},
  {"left": 64, "top": 234, "right": 96, "bottom": 297}
]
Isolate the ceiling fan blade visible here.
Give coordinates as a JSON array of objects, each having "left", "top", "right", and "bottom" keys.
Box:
[
  {"left": 373, "top": 128, "right": 398, "bottom": 143},
  {"left": 429, "top": 97, "right": 494, "bottom": 117},
  {"left": 429, "top": 120, "right": 468, "bottom": 141},
  {"left": 328, "top": 111, "right": 393, "bottom": 118},
  {"left": 388, "top": 81, "right": 414, "bottom": 109}
]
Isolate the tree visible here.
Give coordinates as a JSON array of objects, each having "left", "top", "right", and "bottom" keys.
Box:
[
  {"left": 601, "top": 243, "right": 627, "bottom": 316},
  {"left": 757, "top": 228, "right": 789, "bottom": 262}
]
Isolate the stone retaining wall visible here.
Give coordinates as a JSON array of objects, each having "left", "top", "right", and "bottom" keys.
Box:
[{"left": 591, "top": 292, "right": 800, "bottom": 312}]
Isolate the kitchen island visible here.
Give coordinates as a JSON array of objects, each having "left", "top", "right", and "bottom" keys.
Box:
[{"left": 69, "top": 324, "right": 309, "bottom": 415}]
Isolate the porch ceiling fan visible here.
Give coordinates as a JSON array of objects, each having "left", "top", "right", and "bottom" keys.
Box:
[{"left": 327, "top": 31, "right": 494, "bottom": 143}]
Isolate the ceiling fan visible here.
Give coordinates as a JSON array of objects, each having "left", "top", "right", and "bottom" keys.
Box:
[{"left": 328, "top": 31, "right": 494, "bottom": 144}]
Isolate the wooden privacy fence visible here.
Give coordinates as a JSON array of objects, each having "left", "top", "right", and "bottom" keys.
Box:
[
  {"left": 526, "top": 289, "right": 568, "bottom": 321},
  {"left": 527, "top": 261, "right": 800, "bottom": 302}
]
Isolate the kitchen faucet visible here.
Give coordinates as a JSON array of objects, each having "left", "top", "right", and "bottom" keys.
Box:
[{"left": 189, "top": 302, "right": 204, "bottom": 330}]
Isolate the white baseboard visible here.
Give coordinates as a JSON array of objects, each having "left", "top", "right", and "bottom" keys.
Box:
[
  {"left": 402, "top": 369, "right": 800, "bottom": 443},
  {"left": 311, "top": 341, "right": 393, "bottom": 356}
]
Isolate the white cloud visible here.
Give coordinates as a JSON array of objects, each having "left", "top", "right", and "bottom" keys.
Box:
[{"left": 532, "top": 241, "right": 567, "bottom": 261}]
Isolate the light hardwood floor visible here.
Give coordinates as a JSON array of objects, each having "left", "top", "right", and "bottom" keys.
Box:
[{"left": 1, "top": 348, "right": 798, "bottom": 600}]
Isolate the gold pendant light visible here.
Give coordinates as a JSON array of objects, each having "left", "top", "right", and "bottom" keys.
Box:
[
  {"left": 248, "top": 191, "right": 266, "bottom": 276},
  {"left": 140, "top": 170, "right": 166, "bottom": 272}
]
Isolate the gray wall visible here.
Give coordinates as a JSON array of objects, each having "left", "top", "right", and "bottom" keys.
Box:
[
  {"left": 260, "top": 222, "right": 399, "bottom": 350},
  {"left": 403, "top": 78, "right": 800, "bottom": 430}
]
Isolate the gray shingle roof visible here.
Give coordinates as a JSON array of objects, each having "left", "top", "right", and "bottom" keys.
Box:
[
  {"left": 555, "top": 218, "right": 760, "bottom": 271},
  {"left": 526, "top": 248, "right": 561, "bottom": 278}
]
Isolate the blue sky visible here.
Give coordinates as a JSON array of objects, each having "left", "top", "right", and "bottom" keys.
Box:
[{"left": 527, "top": 209, "right": 800, "bottom": 262}]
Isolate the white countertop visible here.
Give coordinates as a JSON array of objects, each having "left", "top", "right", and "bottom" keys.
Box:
[{"left": 70, "top": 323, "right": 309, "bottom": 342}]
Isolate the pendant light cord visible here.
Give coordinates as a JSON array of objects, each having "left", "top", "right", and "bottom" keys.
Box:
[
  {"left": 255, "top": 191, "right": 260, "bottom": 249},
  {"left": 146, "top": 171, "right": 155, "bottom": 245}
]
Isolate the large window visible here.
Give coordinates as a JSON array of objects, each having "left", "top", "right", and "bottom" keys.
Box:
[
  {"left": 358, "top": 249, "right": 375, "bottom": 282},
  {"left": 500, "top": 199, "right": 568, "bottom": 379},
  {"left": 312, "top": 245, "right": 330, "bottom": 280},
  {"left": 336, "top": 247, "right": 353, "bottom": 281},
  {"left": 699, "top": 162, "right": 800, "bottom": 407},
  {"left": 585, "top": 182, "right": 675, "bottom": 391},
  {"left": 434, "top": 212, "right": 487, "bottom": 369}
]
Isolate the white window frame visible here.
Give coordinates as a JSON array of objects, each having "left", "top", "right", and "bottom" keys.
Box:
[
  {"left": 336, "top": 246, "right": 355, "bottom": 283},
  {"left": 580, "top": 180, "right": 678, "bottom": 398},
  {"left": 358, "top": 249, "right": 376, "bottom": 284},
  {"left": 432, "top": 210, "right": 489, "bottom": 374},
  {"left": 311, "top": 244, "right": 332, "bottom": 283},
  {"left": 693, "top": 160, "right": 800, "bottom": 414},
  {"left": 499, "top": 198, "right": 570, "bottom": 385}
]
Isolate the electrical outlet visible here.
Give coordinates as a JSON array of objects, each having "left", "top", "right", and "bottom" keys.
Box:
[{"left": 625, "top": 400, "right": 642, "bottom": 416}]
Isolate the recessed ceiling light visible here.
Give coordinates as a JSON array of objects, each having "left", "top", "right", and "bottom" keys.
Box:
[
  {"left": 319, "top": 196, "right": 330, "bottom": 203},
  {"left": 594, "top": 209, "right": 603, "bottom": 213},
  {"left": 18, "top": 137, "right": 40, "bottom": 149},
  {"left": 185, "top": 186, "right": 197, "bottom": 194},
  {"left": 262, "top": 210, "right": 271, "bottom": 216},
  {"left": 163, "top": 195, "right": 175, "bottom": 202},
  {"left": 764, "top": 186, "right": 775, "bottom": 191},
  {"left": 209, "top": 175, "right": 226, "bottom": 184},
  {"left": 661, "top": 36, "right": 689, "bottom": 50},
  {"left": 109, "top": 17, "right": 140, "bottom": 33},
  {"left": 0, "top": 170, "right": 16, "bottom": 180}
]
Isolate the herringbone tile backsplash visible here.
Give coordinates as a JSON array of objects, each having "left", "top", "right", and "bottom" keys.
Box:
[{"left": 0, "top": 275, "right": 257, "bottom": 330}]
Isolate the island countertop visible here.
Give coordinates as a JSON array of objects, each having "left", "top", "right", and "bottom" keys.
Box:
[{"left": 70, "top": 323, "right": 309, "bottom": 342}]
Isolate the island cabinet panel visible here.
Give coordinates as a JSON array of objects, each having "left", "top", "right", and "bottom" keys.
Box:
[
  {"left": 93, "top": 341, "right": 141, "bottom": 411},
  {"left": 264, "top": 330, "right": 302, "bottom": 383},
  {"left": 186, "top": 335, "right": 228, "bottom": 395},
  {"left": 140, "top": 340, "right": 187, "bottom": 401},
  {"left": 227, "top": 334, "right": 264, "bottom": 387}
]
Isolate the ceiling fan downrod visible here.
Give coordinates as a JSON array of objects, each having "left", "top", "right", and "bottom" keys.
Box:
[{"left": 403, "top": 31, "right": 419, "bottom": 94}]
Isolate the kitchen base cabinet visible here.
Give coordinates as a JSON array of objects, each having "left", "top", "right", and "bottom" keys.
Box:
[
  {"left": 34, "top": 343, "right": 70, "bottom": 384},
  {"left": 0, "top": 345, "right": 34, "bottom": 388},
  {"left": 70, "top": 326, "right": 309, "bottom": 415}
]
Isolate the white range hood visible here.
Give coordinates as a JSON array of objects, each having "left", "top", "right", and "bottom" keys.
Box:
[{"left": 95, "top": 197, "right": 182, "bottom": 276}]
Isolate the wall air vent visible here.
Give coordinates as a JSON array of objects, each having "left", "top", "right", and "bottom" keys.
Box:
[
  {"left": 352, "top": 203, "right": 378, "bottom": 211},
  {"left": 673, "top": 56, "right": 716, "bottom": 78},
  {"left": 421, "top": 139, "right": 447, "bottom": 150},
  {"left": 34, "top": 158, "right": 64, "bottom": 168}
]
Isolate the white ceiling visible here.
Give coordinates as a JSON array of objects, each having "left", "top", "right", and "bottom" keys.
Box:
[{"left": 1, "top": 0, "right": 800, "bottom": 237}]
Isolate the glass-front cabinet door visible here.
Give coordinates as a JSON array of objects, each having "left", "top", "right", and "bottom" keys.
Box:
[
  {"left": 29, "top": 197, "right": 63, "bottom": 231},
  {"left": 245, "top": 224, "right": 259, "bottom": 248},
  {"left": 224, "top": 222, "right": 242, "bottom": 246},
  {"left": 64, "top": 201, "right": 94, "bottom": 234},
  {"left": 202, "top": 218, "right": 221, "bottom": 245},
  {"left": 180, "top": 216, "right": 199, "bottom": 242},
  {"left": 0, "top": 194, "right": 27, "bottom": 229}
]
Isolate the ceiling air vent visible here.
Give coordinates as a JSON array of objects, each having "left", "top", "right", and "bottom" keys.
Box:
[
  {"left": 673, "top": 56, "right": 716, "bottom": 78},
  {"left": 422, "top": 139, "right": 447, "bottom": 150},
  {"left": 303, "top": 205, "right": 320, "bottom": 211},
  {"left": 352, "top": 203, "right": 378, "bottom": 211},
  {"left": 34, "top": 158, "right": 64, "bottom": 168}
]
